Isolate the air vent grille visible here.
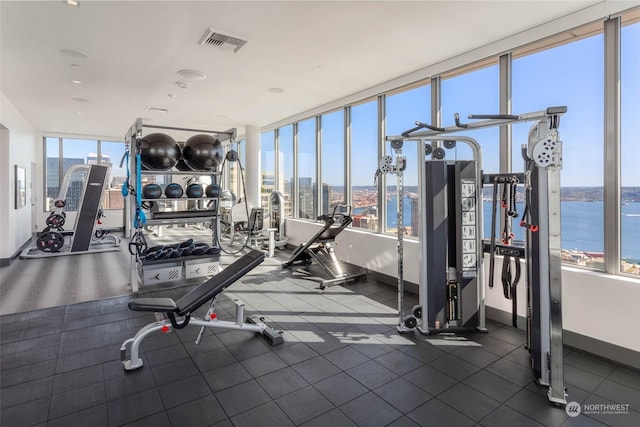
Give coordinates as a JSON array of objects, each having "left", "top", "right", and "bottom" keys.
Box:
[{"left": 199, "top": 28, "right": 247, "bottom": 53}]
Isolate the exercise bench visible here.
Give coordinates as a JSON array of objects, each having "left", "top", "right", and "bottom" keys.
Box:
[
  {"left": 282, "top": 205, "right": 366, "bottom": 289},
  {"left": 120, "top": 249, "right": 283, "bottom": 370}
]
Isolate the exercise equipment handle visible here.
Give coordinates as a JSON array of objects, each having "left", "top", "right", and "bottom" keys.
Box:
[
  {"left": 401, "top": 121, "right": 445, "bottom": 137},
  {"left": 468, "top": 114, "right": 519, "bottom": 120}
]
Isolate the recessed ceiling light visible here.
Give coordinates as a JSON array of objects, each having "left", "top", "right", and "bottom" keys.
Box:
[
  {"left": 71, "top": 80, "right": 82, "bottom": 84},
  {"left": 176, "top": 81, "right": 191, "bottom": 89},
  {"left": 76, "top": 111, "right": 83, "bottom": 115},
  {"left": 177, "top": 69, "right": 207, "bottom": 81},
  {"left": 71, "top": 97, "right": 89, "bottom": 103},
  {"left": 147, "top": 107, "right": 168, "bottom": 113},
  {"left": 60, "top": 49, "right": 88, "bottom": 59},
  {"left": 267, "top": 87, "right": 284, "bottom": 94},
  {"left": 63, "top": 0, "right": 79, "bottom": 7},
  {"left": 168, "top": 93, "right": 177, "bottom": 98}
]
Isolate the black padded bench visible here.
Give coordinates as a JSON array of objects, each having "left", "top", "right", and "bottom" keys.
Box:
[{"left": 120, "top": 250, "right": 283, "bottom": 370}]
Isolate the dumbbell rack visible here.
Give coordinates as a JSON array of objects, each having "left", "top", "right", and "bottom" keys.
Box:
[{"left": 124, "top": 119, "right": 236, "bottom": 292}]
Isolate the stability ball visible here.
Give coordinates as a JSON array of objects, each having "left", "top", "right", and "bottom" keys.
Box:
[
  {"left": 165, "top": 183, "right": 184, "bottom": 198},
  {"left": 182, "top": 134, "right": 223, "bottom": 171},
  {"left": 186, "top": 183, "right": 204, "bottom": 198},
  {"left": 142, "top": 183, "right": 162, "bottom": 199},
  {"left": 205, "top": 184, "right": 221, "bottom": 198},
  {"left": 139, "top": 133, "right": 180, "bottom": 170}
]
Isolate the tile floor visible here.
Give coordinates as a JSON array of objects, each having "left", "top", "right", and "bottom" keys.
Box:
[{"left": 1, "top": 252, "right": 639, "bottom": 427}]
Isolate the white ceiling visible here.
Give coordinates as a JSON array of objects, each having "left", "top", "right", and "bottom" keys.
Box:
[{"left": 1, "top": 0, "right": 599, "bottom": 139}]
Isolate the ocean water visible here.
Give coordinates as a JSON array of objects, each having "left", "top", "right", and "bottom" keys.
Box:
[{"left": 370, "top": 198, "right": 640, "bottom": 261}]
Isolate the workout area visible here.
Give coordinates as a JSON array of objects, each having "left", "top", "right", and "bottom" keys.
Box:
[{"left": 1, "top": 2, "right": 639, "bottom": 427}]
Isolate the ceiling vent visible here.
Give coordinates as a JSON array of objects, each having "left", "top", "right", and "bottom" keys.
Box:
[{"left": 199, "top": 28, "right": 247, "bottom": 53}]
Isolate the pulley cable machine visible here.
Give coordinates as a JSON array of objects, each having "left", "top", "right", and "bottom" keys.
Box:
[
  {"left": 386, "top": 106, "right": 568, "bottom": 405},
  {"left": 374, "top": 140, "right": 410, "bottom": 332}
]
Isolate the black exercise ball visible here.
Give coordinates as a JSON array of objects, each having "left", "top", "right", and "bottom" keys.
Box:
[
  {"left": 142, "top": 183, "right": 162, "bottom": 199},
  {"left": 139, "top": 133, "right": 180, "bottom": 170},
  {"left": 205, "top": 184, "right": 221, "bottom": 198},
  {"left": 186, "top": 183, "right": 204, "bottom": 198},
  {"left": 164, "top": 183, "right": 183, "bottom": 198},
  {"left": 182, "top": 134, "right": 223, "bottom": 171}
]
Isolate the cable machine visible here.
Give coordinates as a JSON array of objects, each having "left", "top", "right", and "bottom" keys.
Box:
[{"left": 386, "top": 106, "right": 567, "bottom": 405}]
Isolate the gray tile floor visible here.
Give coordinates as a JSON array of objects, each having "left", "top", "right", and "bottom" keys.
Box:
[{"left": 2, "top": 251, "right": 640, "bottom": 427}]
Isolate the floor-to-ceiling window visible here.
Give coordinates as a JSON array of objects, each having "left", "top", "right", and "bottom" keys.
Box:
[
  {"left": 385, "top": 84, "right": 430, "bottom": 238},
  {"left": 320, "top": 109, "right": 345, "bottom": 215},
  {"left": 297, "top": 118, "right": 316, "bottom": 219},
  {"left": 44, "top": 136, "right": 127, "bottom": 222},
  {"left": 621, "top": 10, "right": 640, "bottom": 275},
  {"left": 350, "top": 98, "right": 379, "bottom": 231},
  {"left": 441, "top": 62, "right": 500, "bottom": 242},
  {"left": 99, "top": 141, "right": 126, "bottom": 211},
  {"left": 260, "top": 130, "right": 275, "bottom": 210},
  {"left": 513, "top": 25, "right": 604, "bottom": 269},
  {"left": 278, "top": 125, "right": 294, "bottom": 218}
]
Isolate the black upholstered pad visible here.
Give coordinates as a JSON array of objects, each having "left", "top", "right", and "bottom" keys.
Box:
[
  {"left": 128, "top": 297, "right": 179, "bottom": 312},
  {"left": 174, "top": 249, "right": 265, "bottom": 316}
]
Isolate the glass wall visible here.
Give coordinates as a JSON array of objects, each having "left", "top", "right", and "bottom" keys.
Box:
[
  {"left": 320, "top": 109, "right": 345, "bottom": 214},
  {"left": 297, "top": 118, "right": 316, "bottom": 219},
  {"left": 350, "top": 99, "right": 379, "bottom": 231},
  {"left": 45, "top": 137, "right": 124, "bottom": 212},
  {"left": 260, "top": 7, "right": 637, "bottom": 278},
  {"left": 260, "top": 130, "right": 275, "bottom": 210},
  {"left": 513, "top": 32, "right": 604, "bottom": 269},
  {"left": 278, "top": 125, "right": 294, "bottom": 218},
  {"left": 621, "top": 12, "right": 640, "bottom": 274},
  {"left": 385, "top": 85, "right": 430, "bottom": 237},
  {"left": 441, "top": 65, "right": 502, "bottom": 242}
]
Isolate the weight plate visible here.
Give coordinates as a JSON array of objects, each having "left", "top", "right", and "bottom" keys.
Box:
[
  {"left": 403, "top": 315, "right": 418, "bottom": 329},
  {"left": 36, "top": 231, "right": 64, "bottom": 252},
  {"left": 412, "top": 304, "right": 423, "bottom": 319},
  {"left": 46, "top": 213, "right": 65, "bottom": 229}
]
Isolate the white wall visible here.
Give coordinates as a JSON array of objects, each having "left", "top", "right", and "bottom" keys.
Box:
[
  {"left": 285, "top": 218, "right": 640, "bottom": 353},
  {"left": 0, "top": 92, "right": 37, "bottom": 259}
]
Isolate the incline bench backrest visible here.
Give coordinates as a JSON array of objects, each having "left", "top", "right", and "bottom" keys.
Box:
[
  {"left": 175, "top": 250, "right": 265, "bottom": 316},
  {"left": 316, "top": 215, "right": 353, "bottom": 242}
]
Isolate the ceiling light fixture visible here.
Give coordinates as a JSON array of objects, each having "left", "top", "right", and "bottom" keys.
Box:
[
  {"left": 147, "top": 107, "right": 168, "bottom": 113},
  {"left": 71, "top": 80, "right": 82, "bottom": 84},
  {"left": 176, "top": 81, "right": 191, "bottom": 89},
  {"left": 63, "top": 0, "right": 79, "bottom": 7},
  {"left": 177, "top": 70, "right": 207, "bottom": 81},
  {"left": 60, "top": 49, "right": 87, "bottom": 59}
]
